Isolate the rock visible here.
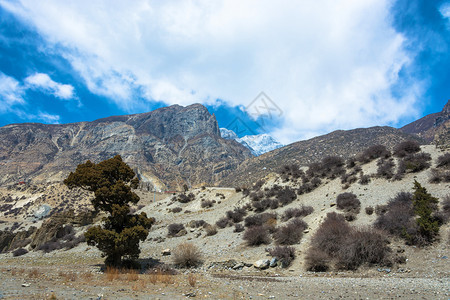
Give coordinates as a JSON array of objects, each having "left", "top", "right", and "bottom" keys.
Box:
[
  {"left": 254, "top": 259, "right": 270, "bottom": 270},
  {"left": 175, "top": 229, "right": 187, "bottom": 237},
  {"left": 330, "top": 203, "right": 336, "bottom": 207},
  {"left": 161, "top": 249, "right": 171, "bottom": 256},
  {"left": 184, "top": 292, "right": 196, "bottom": 297},
  {"left": 233, "top": 263, "right": 245, "bottom": 270},
  {"left": 303, "top": 229, "right": 309, "bottom": 233},
  {"left": 21, "top": 283, "right": 30, "bottom": 287},
  {"left": 270, "top": 258, "right": 278, "bottom": 267}
]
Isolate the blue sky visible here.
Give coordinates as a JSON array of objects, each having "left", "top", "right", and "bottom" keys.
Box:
[{"left": 0, "top": 0, "right": 448, "bottom": 144}]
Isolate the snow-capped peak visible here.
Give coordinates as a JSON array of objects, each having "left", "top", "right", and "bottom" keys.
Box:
[{"left": 220, "top": 128, "right": 283, "bottom": 156}]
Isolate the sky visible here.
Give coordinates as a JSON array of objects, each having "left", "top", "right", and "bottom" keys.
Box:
[{"left": 0, "top": 0, "right": 449, "bottom": 145}]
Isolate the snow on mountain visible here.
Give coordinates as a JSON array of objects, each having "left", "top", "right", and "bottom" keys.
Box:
[{"left": 220, "top": 128, "right": 283, "bottom": 156}]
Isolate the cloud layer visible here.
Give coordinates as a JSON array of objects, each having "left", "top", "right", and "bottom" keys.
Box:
[{"left": 1, "top": 0, "right": 432, "bottom": 143}]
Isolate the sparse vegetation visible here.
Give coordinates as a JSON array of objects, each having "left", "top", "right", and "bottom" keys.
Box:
[
  {"left": 266, "top": 246, "right": 296, "bottom": 267},
  {"left": 172, "top": 242, "right": 202, "bottom": 268},
  {"left": 168, "top": 223, "right": 186, "bottom": 237},
  {"left": 281, "top": 206, "right": 314, "bottom": 222},
  {"left": 273, "top": 218, "right": 307, "bottom": 245},
  {"left": 394, "top": 140, "right": 421, "bottom": 158},
  {"left": 357, "top": 144, "right": 391, "bottom": 163},
  {"left": 243, "top": 226, "right": 271, "bottom": 246},
  {"left": 336, "top": 192, "right": 361, "bottom": 214}
]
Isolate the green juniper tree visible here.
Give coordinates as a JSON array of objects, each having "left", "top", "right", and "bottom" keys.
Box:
[
  {"left": 412, "top": 180, "right": 439, "bottom": 244},
  {"left": 64, "top": 155, "right": 154, "bottom": 267}
]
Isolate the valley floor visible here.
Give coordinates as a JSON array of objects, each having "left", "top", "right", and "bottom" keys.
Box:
[{"left": 0, "top": 251, "right": 449, "bottom": 300}]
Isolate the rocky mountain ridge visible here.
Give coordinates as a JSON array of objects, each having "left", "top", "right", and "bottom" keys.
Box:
[
  {"left": 0, "top": 104, "right": 252, "bottom": 190},
  {"left": 219, "top": 128, "right": 283, "bottom": 156}
]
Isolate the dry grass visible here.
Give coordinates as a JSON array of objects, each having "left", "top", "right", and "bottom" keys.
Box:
[
  {"left": 105, "top": 266, "right": 120, "bottom": 281},
  {"left": 126, "top": 269, "right": 139, "bottom": 281},
  {"left": 28, "top": 268, "right": 40, "bottom": 278},
  {"left": 188, "top": 273, "right": 196, "bottom": 287},
  {"left": 145, "top": 268, "right": 175, "bottom": 285}
]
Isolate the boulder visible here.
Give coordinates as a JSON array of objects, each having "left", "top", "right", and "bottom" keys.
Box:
[
  {"left": 161, "top": 249, "right": 171, "bottom": 256},
  {"left": 254, "top": 259, "right": 270, "bottom": 270}
]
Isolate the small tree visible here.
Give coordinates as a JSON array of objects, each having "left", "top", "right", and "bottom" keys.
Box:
[
  {"left": 64, "top": 155, "right": 154, "bottom": 267},
  {"left": 412, "top": 180, "right": 439, "bottom": 243}
]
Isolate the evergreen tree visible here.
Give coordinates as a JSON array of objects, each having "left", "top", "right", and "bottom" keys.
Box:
[
  {"left": 412, "top": 180, "right": 439, "bottom": 244},
  {"left": 64, "top": 155, "right": 154, "bottom": 267}
]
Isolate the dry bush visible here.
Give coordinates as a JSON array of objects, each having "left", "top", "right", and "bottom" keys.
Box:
[
  {"left": 336, "top": 227, "right": 391, "bottom": 270},
  {"left": 266, "top": 246, "right": 296, "bottom": 267},
  {"left": 170, "top": 207, "right": 182, "bottom": 213},
  {"left": 359, "top": 174, "right": 371, "bottom": 185},
  {"left": 234, "top": 223, "right": 245, "bottom": 232},
  {"left": 305, "top": 248, "right": 330, "bottom": 272},
  {"left": 145, "top": 266, "right": 176, "bottom": 285},
  {"left": 429, "top": 168, "right": 450, "bottom": 183},
  {"left": 358, "top": 144, "right": 391, "bottom": 163},
  {"left": 336, "top": 192, "right": 361, "bottom": 214},
  {"left": 375, "top": 204, "right": 388, "bottom": 215},
  {"left": 12, "top": 248, "right": 28, "bottom": 257},
  {"left": 281, "top": 206, "right": 314, "bottom": 222},
  {"left": 243, "top": 225, "right": 271, "bottom": 246},
  {"left": 273, "top": 218, "right": 307, "bottom": 245},
  {"left": 244, "top": 212, "right": 278, "bottom": 227},
  {"left": 28, "top": 268, "right": 40, "bottom": 278},
  {"left": 201, "top": 200, "right": 214, "bottom": 208},
  {"left": 177, "top": 193, "right": 195, "bottom": 203},
  {"left": 167, "top": 223, "right": 185, "bottom": 237},
  {"left": 215, "top": 217, "right": 231, "bottom": 229},
  {"left": 399, "top": 153, "right": 431, "bottom": 173},
  {"left": 187, "top": 273, "right": 196, "bottom": 287},
  {"left": 252, "top": 179, "right": 266, "bottom": 191},
  {"left": 394, "top": 140, "right": 421, "bottom": 158},
  {"left": 204, "top": 224, "right": 218, "bottom": 236},
  {"left": 188, "top": 220, "right": 206, "bottom": 228},
  {"left": 126, "top": 269, "right": 139, "bottom": 281},
  {"left": 172, "top": 242, "right": 202, "bottom": 268},
  {"left": 377, "top": 159, "right": 395, "bottom": 179},
  {"left": 436, "top": 153, "right": 450, "bottom": 168},
  {"left": 310, "top": 212, "right": 351, "bottom": 255},
  {"left": 374, "top": 193, "right": 415, "bottom": 237},
  {"left": 252, "top": 199, "right": 271, "bottom": 212},
  {"left": 365, "top": 206, "right": 374, "bottom": 215},
  {"left": 105, "top": 266, "right": 120, "bottom": 281}
]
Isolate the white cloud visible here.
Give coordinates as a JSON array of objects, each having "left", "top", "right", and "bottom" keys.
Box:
[
  {"left": 1, "top": 0, "right": 424, "bottom": 143},
  {"left": 24, "top": 73, "right": 75, "bottom": 100},
  {"left": 36, "top": 111, "right": 60, "bottom": 123},
  {"left": 0, "top": 71, "right": 25, "bottom": 112},
  {"left": 440, "top": 2, "right": 450, "bottom": 19}
]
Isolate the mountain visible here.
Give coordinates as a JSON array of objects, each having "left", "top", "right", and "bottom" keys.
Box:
[
  {"left": 219, "top": 126, "right": 421, "bottom": 187},
  {"left": 219, "top": 128, "right": 283, "bottom": 156},
  {"left": 0, "top": 104, "right": 252, "bottom": 190},
  {"left": 400, "top": 100, "right": 449, "bottom": 149}
]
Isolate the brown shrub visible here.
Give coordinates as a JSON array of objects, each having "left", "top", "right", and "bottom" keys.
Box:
[
  {"left": 244, "top": 212, "right": 277, "bottom": 227},
  {"left": 172, "top": 242, "right": 202, "bottom": 268},
  {"left": 233, "top": 223, "right": 245, "bottom": 233},
  {"left": 305, "top": 248, "right": 330, "bottom": 272},
  {"left": 201, "top": 200, "right": 214, "bottom": 208},
  {"left": 266, "top": 246, "right": 296, "bottom": 267},
  {"left": 273, "top": 218, "right": 307, "bottom": 245},
  {"left": 167, "top": 223, "right": 185, "bottom": 237},
  {"left": 359, "top": 174, "right": 371, "bottom": 185},
  {"left": 281, "top": 206, "right": 314, "bottom": 222},
  {"left": 226, "top": 207, "right": 247, "bottom": 223},
  {"left": 188, "top": 273, "right": 196, "bottom": 287},
  {"left": 243, "top": 226, "right": 271, "bottom": 246},
  {"left": 336, "top": 192, "right": 361, "bottom": 213},
  {"left": 399, "top": 153, "right": 431, "bottom": 173},
  {"left": 310, "top": 212, "right": 351, "bottom": 255},
  {"left": 365, "top": 206, "right": 374, "bottom": 215},
  {"left": 377, "top": 159, "right": 395, "bottom": 179},
  {"left": 204, "top": 224, "right": 218, "bottom": 236},
  {"left": 358, "top": 144, "right": 391, "bottom": 163},
  {"left": 215, "top": 217, "right": 231, "bottom": 229},
  {"left": 394, "top": 140, "right": 421, "bottom": 158},
  {"left": 436, "top": 153, "right": 450, "bottom": 168}
]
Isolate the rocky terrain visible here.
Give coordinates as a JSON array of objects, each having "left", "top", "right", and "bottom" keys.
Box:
[
  {"left": 0, "top": 104, "right": 252, "bottom": 190},
  {"left": 0, "top": 144, "right": 448, "bottom": 299}
]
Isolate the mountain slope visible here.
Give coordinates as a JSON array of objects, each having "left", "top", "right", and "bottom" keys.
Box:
[
  {"left": 400, "top": 100, "right": 449, "bottom": 148},
  {"left": 220, "top": 128, "right": 283, "bottom": 156},
  {"left": 219, "top": 126, "right": 421, "bottom": 187},
  {"left": 0, "top": 104, "right": 252, "bottom": 190}
]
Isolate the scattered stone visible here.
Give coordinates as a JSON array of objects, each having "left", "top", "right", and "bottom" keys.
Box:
[
  {"left": 377, "top": 268, "right": 391, "bottom": 273},
  {"left": 184, "top": 292, "right": 196, "bottom": 297},
  {"left": 254, "top": 259, "right": 270, "bottom": 270},
  {"left": 269, "top": 257, "right": 278, "bottom": 267},
  {"left": 330, "top": 203, "right": 336, "bottom": 207},
  {"left": 21, "top": 283, "right": 30, "bottom": 287},
  {"left": 233, "top": 263, "right": 245, "bottom": 270},
  {"left": 303, "top": 229, "right": 309, "bottom": 234},
  {"left": 161, "top": 249, "right": 171, "bottom": 256}
]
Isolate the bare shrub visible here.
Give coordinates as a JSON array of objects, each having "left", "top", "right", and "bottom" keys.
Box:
[
  {"left": 243, "top": 226, "right": 271, "bottom": 246},
  {"left": 244, "top": 212, "right": 277, "bottom": 227},
  {"left": 358, "top": 145, "right": 391, "bottom": 163},
  {"left": 281, "top": 206, "right": 314, "bottom": 222},
  {"left": 336, "top": 227, "right": 391, "bottom": 270},
  {"left": 188, "top": 220, "right": 206, "bottom": 228},
  {"left": 187, "top": 273, "right": 196, "bottom": 287},
  {"left": 252, "top": 199, "right": 271, "bottom": 213},
  {"left": 336, "top": 192, "right": 361, "bottom": 213},
  {"left": 167, "top": 223, "right": 185, "bottom": 237},
  {"left": 177, "top": 193, "right": 195, "bottom": 203},
  {"left": 252, "top": 180, "right": 266, "bottom": 191},
  {"left": 273, "top": 218, "right": 307, "bottom": 245},
  {"left": 400, "top": 153, "right": 431, "bottom": 173},
  {"left": 12, "top": 248, "right": 28, "bottom": 257},
  {"left": 310, "top": 212, "right": 351, "bottom": 255},
  {"left": 204, "top": 224, "right": 217, "bottom": 236},
  {"left": 394, "top": 140, "right": 421, "bottom": 158},
  {"left": 226, "top": 207, "right": 247, "bottom": 223},
  {"left": 436, "top": 153, "right": 450, "bottom": 168},
  {"left": 266, "top": 246, "right": 296, "bottom": 267},
  {"left": 172, "top": 242, "right": 202, "bottom": 268},
  {"left": 375, "top": 204, "right": 388, "bottom": 215},
  {"left": 429, "top": 168, "right": 450, "bottom": 184},
  {"left": 279, "top": 164, "right": 304, "bottom": 180},
  {"left": 359, "top": 174, "right": 371, "bottom": 185},
  {"left": 215, "top": 217, "right": 231, "bottom": 229},
  {"left": 201, "top": 200, "right": 214, "bottom": 208},
  {"left": 365, "top": 206, "right": 374, "bottom": 215},
  {"left": 234, "top": 223, "right": 245, "bottom": 233},
  {"left": 377, "top": 159, "right": 395, "bottom": 179},
  {"left": 305, "top": 248, "right": 330, "bottom": 272},
  {"left": 170, "top": 207, "right": 182, "bottom": 213}
]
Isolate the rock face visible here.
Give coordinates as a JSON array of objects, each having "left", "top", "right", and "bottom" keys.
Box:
[
  {"left": 400, "top": 100, "right": 450, "bottom": 149},
  {"left": 0, "top": 104, "right": 252, "bottom": 190}
]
